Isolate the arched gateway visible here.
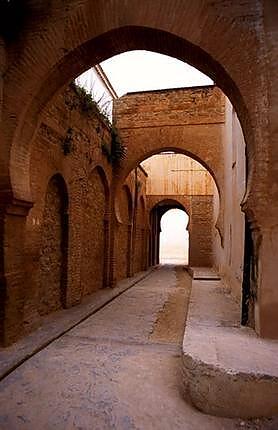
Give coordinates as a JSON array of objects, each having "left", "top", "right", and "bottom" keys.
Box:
[{"left": 0, "top": 2, "right": 277, "bottom": 345}]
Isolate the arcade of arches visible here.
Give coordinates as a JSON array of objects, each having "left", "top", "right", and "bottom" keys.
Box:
[
  {"left": 1, "top": 79, "right": 250, "bottom": 345},
  {"left": 0, "top": 1, "right": 278, "bottom": 417}
]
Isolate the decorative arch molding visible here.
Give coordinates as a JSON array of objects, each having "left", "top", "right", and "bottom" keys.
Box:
[
  {"left": 38, "top": 173, "right": 69, "bottom": 315},
  {"left": 150, "top": 198, "right": 189, "bottom": 232},
  {"left": 82, "top": 164, "right": 110, "bottom": 291},
  {"left": 113, "top": 183, "right": 134, "bottom": 281},
  {"left": 89, "top": 164, "right": 110, "bottom": 216},
  {"left": 150, "top": 198, "right": 188, "bottom": 215},
  {"left": 133, "top": 194, "right": 148, "bottom": 273},
  {"left": 115, "top": 183, "right": 133, "bottom": 225},
  {"left": 150, "top": 198, "right": 189, "bottom": 230}
]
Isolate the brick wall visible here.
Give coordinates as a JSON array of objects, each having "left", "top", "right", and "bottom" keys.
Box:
[
  {"left": 38, "top": 175, "right": 67, "bottom": 316},
  {"left": 81, "top": 167, "right": 107, "bottom": 296},
  {"left": 113, "top": 87, "right": 225, "bottom": 202},
  {"left": 114, "top": 185, "right": 132, "bottom": 282},
  {"left": 133, "top": 196, "right": 146, "bottom": 274},
  {"left": 189, "top": 196, "right": 213, "bottom": 267},
  {"left": 23, "top": 85, "right": 113, "bottom": 332}
]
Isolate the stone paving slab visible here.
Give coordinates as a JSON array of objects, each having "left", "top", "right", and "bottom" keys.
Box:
[
  {"left": 0, "top": 267, "right": 278, "bottom": 430},
  {"left": 189, "top": 267, "right": 221, "bottom": 280},
  {"left": 0, "top": 265, "right": 266, "bottom": 430},
  {"left": 181, "top": 278, "right": 278, "bottom": 418},
  {"left": 0, "top": 268, "right": 154, "bottom": 380}
]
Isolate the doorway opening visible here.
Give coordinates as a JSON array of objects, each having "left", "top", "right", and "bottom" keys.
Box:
[{"left": 159, "top": 208, "right": 189, "bottom": 265}]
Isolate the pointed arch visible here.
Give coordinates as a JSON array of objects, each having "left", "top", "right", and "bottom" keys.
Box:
[
  {"left": 38, "top": 173, "right": 69, "bottom": 315},
  {"left": 81, "top": 165, "right": 110, "bottom": 294}
]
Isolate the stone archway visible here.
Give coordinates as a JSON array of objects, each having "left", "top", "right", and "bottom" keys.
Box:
[
  {"left": 81, "top": 165, "right": 110, "bottom": 295},
  {"left": 113, "top": 86, "right": 224, "bottom": 198},
  {"left": 114, "top": 184, "right": 133, "bottom": 281},
  {"left": 5, "top": 19, "right": 266, "bottom": 208},
  {"left": 0, "top": 3, "right": 277, "bottom": 340},
  {"left": 149, "top": 199, "right": 189, "bottom": 267},
  {"left": 133, "top": 195, "right": 147, "bottom": 274}
]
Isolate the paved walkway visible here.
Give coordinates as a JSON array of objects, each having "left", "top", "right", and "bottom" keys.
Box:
[{"left": 0, "top": 266, "right": 276, "bottom": 429}]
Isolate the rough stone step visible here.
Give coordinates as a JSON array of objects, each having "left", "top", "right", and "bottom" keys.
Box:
[
  {"left": 188, "top": 267, "right": 221, "bottom": 280},
  {"left": 181, "top": 279, "right": 278, "bottom": 418}
]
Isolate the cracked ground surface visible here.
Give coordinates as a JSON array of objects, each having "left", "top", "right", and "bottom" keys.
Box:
[{"left": 0, "top": 265, "right": 277, "bottom": 429}]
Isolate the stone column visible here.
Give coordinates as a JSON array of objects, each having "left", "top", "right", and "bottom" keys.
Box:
[
  {"left": 127, "top": 223, "right": 133, "bottom": 277},
  {"left": 254, "top": 225, "right": 278, "bottom": 339},
  {"left": 103, "top": 216, "right": 110, "bottom": 288},
  {"left": 0, "top": 195, "right": 32, "bottom": 346}
]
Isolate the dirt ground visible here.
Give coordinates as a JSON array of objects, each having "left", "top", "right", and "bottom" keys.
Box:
[{"left": 150, "top": 266, "right": 191, "bottom": 344}]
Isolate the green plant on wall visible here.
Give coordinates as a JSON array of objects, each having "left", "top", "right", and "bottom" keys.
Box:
[
  {"left": 101, "top": 127, "right": 126, "bottom": 165},
  {"left": 136, "top": 179, "right": 142, "bottom": 193},
  {"left": 66, "top": 83, "right": 126, "bottom": 163},
  {"left": 111, "top": 127, "right": 127, "bottom": 163},
  {"left": 70, "top": 83, "right": 99, "bottom": 115},
  {"left": 69, "top": 82, "right": 111, "bottom": 125},
  {"left": 62, "top": 128, "right": 74, "bottom": 155}
]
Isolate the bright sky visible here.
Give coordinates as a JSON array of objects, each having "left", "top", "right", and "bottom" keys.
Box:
[
  {"left": 76, "top": 50, "right": 213, "bottom": 119},
  {"left": 101, "top": 50, "right": 213, "bottom": 96}
]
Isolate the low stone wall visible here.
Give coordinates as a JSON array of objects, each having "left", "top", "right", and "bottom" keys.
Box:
[{"left": 181, "top": 274, "right": 278, "bottom": 418}]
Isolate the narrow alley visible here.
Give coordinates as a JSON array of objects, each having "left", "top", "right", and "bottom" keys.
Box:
[{"left": 0, "top": 266, "right": 275, "bottom": 430}]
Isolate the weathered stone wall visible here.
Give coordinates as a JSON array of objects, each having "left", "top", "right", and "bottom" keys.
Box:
[
  {"left": 133, "top": 195, "right": 147, "bottom": 274},
  {"left": 212, "top": 101, "right": 245, "bottom": 301},
  {"left": 114, "top": 184, "right": 132, "bottom": 282},
  {"left": 189, "top": 196, "right": 213, "bottom": 267},
  {"left": 81, "top": 167, "right": 107, "bottom": 296},
  {"left": 38, "top": 175, "right": 67, "bottom": 316},
  {"left": 23, "top": 85, "right": 113, "bottom": 332},
  {"left": 114, "top": 165, "right": 148, "bottom": 281}
]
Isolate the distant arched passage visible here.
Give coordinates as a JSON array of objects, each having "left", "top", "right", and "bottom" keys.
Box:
[{"left": 160, "top": 208, "right": 189, "bottom": 265}]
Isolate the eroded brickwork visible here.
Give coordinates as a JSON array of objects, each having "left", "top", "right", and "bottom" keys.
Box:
[
  {"left": 38, "top": 175, "right": 67, "bottom": 316},
  {"left": 114, "top": 185, "right": 132, "bottom": 282},
  {"left": 23, "top": 86, "right": 113, "bottom": 333},
  {"left": 81, "top": 168, "right": 107, "bottom": 295},
  {"left": 114, "top": 87, "right": 225, "bottom": 198},
  {"left": 189, "top": 196, "right": 213, "bottom": 267},
  {"left": 133, "top": 196, "right": 146, "bottom": 274}
]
